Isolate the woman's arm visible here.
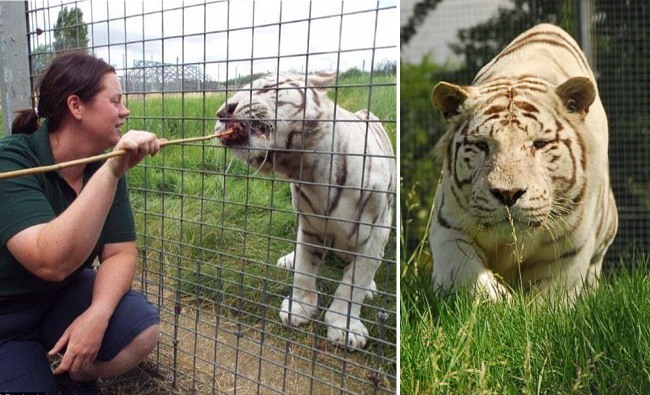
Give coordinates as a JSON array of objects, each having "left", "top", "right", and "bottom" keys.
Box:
[
  {"left": 91, "top": 241, "right": 138, "bottom": 319},
  {"left": 49, "top": 241, "right": 138, "bottom": 375},
  {"left": 5, "top": 131, "right": 159, "bottom": 281}
]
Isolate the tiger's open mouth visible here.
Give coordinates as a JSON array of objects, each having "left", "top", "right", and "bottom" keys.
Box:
[{"left": 219, "top": 119, "right": 273, "bottom": 146}]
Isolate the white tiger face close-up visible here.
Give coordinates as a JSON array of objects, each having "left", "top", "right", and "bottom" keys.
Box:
[
  {"left": 430, "top": 24, "right": 618, "bottom": 303},
  {"left": 214, "top": 73, "right": 395, "bottom": 349},
  {"left": 434, "top": 75, "right": 590, "bottom": 232},
  {"left": 214, "top": 72, "right": 338, "bottom": 177}
]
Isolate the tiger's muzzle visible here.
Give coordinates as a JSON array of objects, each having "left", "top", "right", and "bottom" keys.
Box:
[{"left": 216, "top": 102, "right": 274, "bottom": 147}]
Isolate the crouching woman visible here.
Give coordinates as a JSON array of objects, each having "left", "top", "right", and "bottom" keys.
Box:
[{"left": 0, "top": 52, "right": 161, "bottom": 394}]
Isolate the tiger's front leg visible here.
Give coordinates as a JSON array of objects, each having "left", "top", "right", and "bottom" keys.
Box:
[
  {"left": 324, "top": 223, "right": 390, "bottom": 349},
  {"left": 279, "top": 228, "right": 323, "bottom": 327},
  {"left": 324, "top": 256, "right": 380, "bottom": 349},
  {"left": 278, "top": 251, "right": 377, "bottom": 299},
  {"left": 525, "top": 237, "right": 601, "bottom": 305},
  {"left": 430, "top": 224, "right": 511, "bottom": 300}
]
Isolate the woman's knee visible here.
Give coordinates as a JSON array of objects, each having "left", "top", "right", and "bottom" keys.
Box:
[
  {"left": 113, "top": 323, "right": 160, "bottom": 365},
  {"left": 133, "top": 324, "right": 160, "bottom": 358}
]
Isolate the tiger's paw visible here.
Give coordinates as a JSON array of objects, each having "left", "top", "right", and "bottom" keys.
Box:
[
  {"left": 364, "top": 280, "right": 378, "bottom": 301},
  {"left": 279, "top": 293, "right": 317, "bottom": 327},
  {"left": 277, "top": 252, "right": 295, "bottom": 269},
  {"left": 325, "top": 312, "right": 369, "bottom": 350},
  {"left": 475, "top": 272, "right": 512, "bottom": 301}
]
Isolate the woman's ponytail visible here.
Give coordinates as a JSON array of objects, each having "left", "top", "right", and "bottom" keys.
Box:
[{"left": 11, "top": 108, "right": 40, "bottom": 135}]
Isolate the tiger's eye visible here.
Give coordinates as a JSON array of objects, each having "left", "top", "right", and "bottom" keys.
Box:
[
  {"left": 533, "top": 140, "right": 549, "bottom": 149},
  {"left": 475, "top": 141, "right": 489, "bottom": 152}
]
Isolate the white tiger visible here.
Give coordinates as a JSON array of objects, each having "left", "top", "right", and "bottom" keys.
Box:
[
  {"left": 214, "top": 72, "right": 395, "bottom": 348},
  {"left": 430, "top": 24, "right": 618, "bottom": 303}
]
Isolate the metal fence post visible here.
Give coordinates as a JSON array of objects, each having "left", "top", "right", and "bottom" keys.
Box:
[
  {"left": 577, "top": 0, "right": 594, "bottom": 65},
  {"left": 0, "top": 1, "right": 31, "bottom": 136}
]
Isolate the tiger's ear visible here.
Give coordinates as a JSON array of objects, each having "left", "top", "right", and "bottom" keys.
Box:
[
  {"left": 432, "top": 82, "right": 469, "bottom": 119},
  {"left": 307, "top": 72, "right": 337, "bottom": 93},
  {"left": 555, "top": 77, "right": 596, "bottom": 115}
]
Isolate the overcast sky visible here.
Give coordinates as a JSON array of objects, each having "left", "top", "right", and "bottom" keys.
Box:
[
  {"left": 28, "top": 0, "right": 397, "bottom": 81},
  {"left": 400, "top": 0, "right": 509, "bottom": 64}
]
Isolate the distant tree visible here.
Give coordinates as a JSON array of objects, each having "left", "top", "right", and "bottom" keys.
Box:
[
  {"left": 400, "top": 57, "right": 458, "bottom": 255},
  {"left": 400, "top": 0, "right": 444, "bottom": 45},
  {"left": 53, "top": 6, "right": 89, "bottom": 52},
  {"left": 29, "top": 7, "right": 88, "bottom": 75},
  {"left": 30, "top": 43, "right": 54, "bottom": 76},
  {"left": 595, "top": 0, "right": 650, "bottom": 148},
  {"left": 449, "top": 0, "right": 576, "bottom": 80},
  {"left": 340, "top": 67, "right": 364, "bottom": 79},
  {"left": 593, "top": 0, "right": 650, "bottom": 254},
  {"left": 375, "top": 60, "right": 397, "bottom": 75}
]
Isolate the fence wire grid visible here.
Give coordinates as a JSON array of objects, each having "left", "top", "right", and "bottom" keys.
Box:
[
  {"left": 401, "top": 0, "right": 650, "bottom": 270},
  {"left": 13, "top": 1, "right": 398, "bottom": 393}
]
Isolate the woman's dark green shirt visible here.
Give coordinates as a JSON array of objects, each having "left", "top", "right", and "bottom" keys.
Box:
[{"left": 0, "top": 123, "right": 135, "bottom": 313}]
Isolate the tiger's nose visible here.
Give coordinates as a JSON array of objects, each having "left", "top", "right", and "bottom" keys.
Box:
[
  {"left": 217, "top": 102, "right": 238, "bottom": 119},
  {"left": 490, "top": 188, "right": 527, "bottom": 207}
]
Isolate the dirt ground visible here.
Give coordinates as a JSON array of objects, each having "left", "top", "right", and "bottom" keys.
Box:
[{"left": 99, "top": 282, "right": 396, "bottom": 394}]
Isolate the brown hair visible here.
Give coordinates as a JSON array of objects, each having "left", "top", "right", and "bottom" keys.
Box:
[{"left": 11, "top": 51, "right": 116, "bottom": 134}]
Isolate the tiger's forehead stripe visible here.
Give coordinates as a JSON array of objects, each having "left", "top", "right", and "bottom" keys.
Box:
[
  {"left": 499, "top": 31, "right": 591, "bottom": 72},
  {"left": 254, "top": 78, "right": 326, "bottom": 113},
  {"left": 514, "top": 101, "right": 539, "bottom": 113},
  {"left": 483, "top": 105, "right": 507, "bottom": 116},
  {"left": 478, "top": 75, "right": 549, "bottom": 89},
  {"left": 481, "top": 82, "right": 548, "bottom": 94},
  {"left": 474, "top": 29, "right": 591, "bottom": 84},
  {"left": 472, "top": 89, "right": 544, "bottom": 123},
  {"left": 477, "top": 79, "right": 549, "bottom": 96},
  {"left": 254, "top": 79, "right": 290, "bottom": 94}
]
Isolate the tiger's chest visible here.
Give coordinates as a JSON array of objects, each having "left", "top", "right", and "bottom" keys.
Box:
[
  {"left": 472, "top": 218, "right": 588, "bottom": 285},
  {"left": 474, "top": 228, "right": 537, "bottom": 275}
]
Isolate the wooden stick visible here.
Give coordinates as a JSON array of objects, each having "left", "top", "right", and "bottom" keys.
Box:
[{"left": 0, "top": 130, "right": 233, "bottom": 180}]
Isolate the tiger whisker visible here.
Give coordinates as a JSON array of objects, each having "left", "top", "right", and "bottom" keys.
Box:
[{"left": 251, "top": 150, "right": 270, "bottom": 176}]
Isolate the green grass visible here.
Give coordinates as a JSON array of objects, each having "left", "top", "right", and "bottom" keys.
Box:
[
  {"left": 400, "top": 164, "right": 650, "bottom": 394},
  {"left": 401, "top": 245, "right": 650, "bottom": 394}
]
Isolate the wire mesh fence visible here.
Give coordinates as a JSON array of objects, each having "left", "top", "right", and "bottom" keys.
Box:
[
  {"left": 401, "top": 0, "right": 650, "bottom": 270},
  {"left": 13, "top": 1, "right": 398, "bottom": 393}
]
